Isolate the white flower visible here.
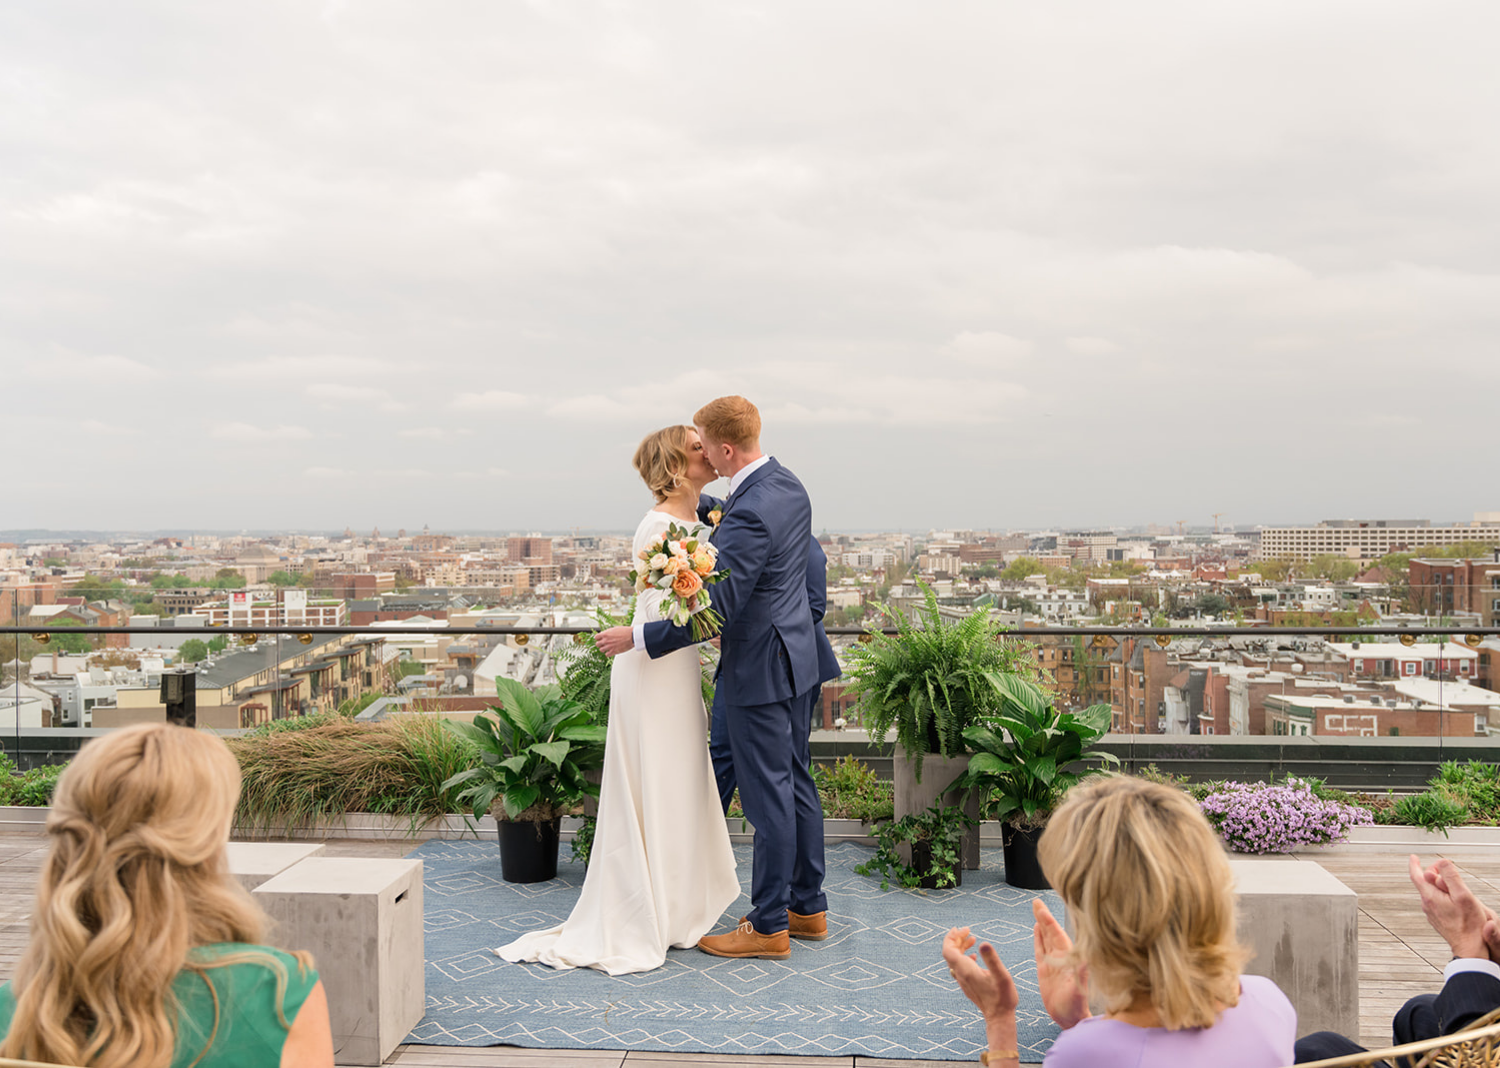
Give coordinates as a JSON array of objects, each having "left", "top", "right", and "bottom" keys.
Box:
[{"left": 649, "top": 553, "right": 668, "bottom": 570}]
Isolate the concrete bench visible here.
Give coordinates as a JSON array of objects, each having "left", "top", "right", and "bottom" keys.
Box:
[
  {"left": 1231, "top": 858, "right": 1357, "bottom": 1040},
  {"left": 224, "top": 842, "right": 326, "bottom": 891},
  {"left": 252, "top": 857, "right": 424, "bottom": 1065}
]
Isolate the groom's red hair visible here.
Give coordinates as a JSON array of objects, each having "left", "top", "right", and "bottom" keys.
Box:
[{"left": 694, "top": 396, "right": 760, "bottom": 450}]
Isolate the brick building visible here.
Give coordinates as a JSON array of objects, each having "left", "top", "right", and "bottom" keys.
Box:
[
  {"left": 1409, "top": 551, "right": 1500, "bottom": 625},
  {"left": 1264, "top": 694, "right": 1477, "bottom": 738}
]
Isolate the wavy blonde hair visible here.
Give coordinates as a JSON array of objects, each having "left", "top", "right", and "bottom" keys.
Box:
[
  {"left": 1, "top": 723, "right": 305, "bottom": 1068},
  {"left": 1037, "top": 775, "right": 1248, "bottom": 1031},
  {"left": 633, "top": 424, "right": 694, "bottom": 502}
]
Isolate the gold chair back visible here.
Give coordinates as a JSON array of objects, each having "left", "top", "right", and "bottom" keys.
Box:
[{"left": 1291, "top": 1008, "right": 1500, "bottom": 1068}]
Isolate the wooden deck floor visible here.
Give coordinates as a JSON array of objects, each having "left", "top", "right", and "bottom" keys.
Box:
[{"left": 0, "top": 833, "right": 1476, "bottom": 1066}]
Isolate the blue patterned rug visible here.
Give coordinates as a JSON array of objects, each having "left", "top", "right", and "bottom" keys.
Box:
[{"left": 405, "top": 839, "right": 1064, "bottom": 1061}]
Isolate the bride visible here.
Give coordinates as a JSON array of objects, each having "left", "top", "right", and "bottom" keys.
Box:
[{"left": 495, "top": 425, "right": 741, "bottom": 975}]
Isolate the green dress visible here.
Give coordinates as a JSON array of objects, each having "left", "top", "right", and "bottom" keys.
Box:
[{"left": 0, "top": 943, "right": 319, "bottom": 1068}]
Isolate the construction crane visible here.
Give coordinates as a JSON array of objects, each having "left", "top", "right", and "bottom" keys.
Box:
[
  {"left": 1212, "top": 512, "right": 1226, "bottom": 534},
  {"left": 1175, "top": 520, "right": 1186, "bottom": 535}
]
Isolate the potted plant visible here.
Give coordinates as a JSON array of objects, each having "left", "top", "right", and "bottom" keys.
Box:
[
  {"left": 441, "top": 677, "right": 606, "bottom": 883},
  {"left": 844, "top": 583, "right": 1043, "bottom": 865},
  {"left": 950, "top": 672, "right": 1116, "bottom": 889},
  {"left": 854, "top": 801, "right": 976, "bottom": 891}
]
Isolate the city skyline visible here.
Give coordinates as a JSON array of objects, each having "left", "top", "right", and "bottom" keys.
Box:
[{"left": 5, "top": 3, "right": 1499, "bottom": 530}]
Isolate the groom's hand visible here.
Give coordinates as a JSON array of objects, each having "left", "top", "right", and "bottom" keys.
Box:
[{"left": 596, "top": 626, "right": 634, "bottom": 657}]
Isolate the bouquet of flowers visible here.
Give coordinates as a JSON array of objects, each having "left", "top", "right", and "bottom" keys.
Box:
[{"left": 630, "top": 522, "right": 730, "bottom": 641}]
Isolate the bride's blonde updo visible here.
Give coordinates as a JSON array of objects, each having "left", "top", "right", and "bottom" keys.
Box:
[
  {"left": 1, "top": 723, "right": 289, "bottom": 1068},
  {"left": 633, "top": 425, "right": 694, "bottom": 503}
]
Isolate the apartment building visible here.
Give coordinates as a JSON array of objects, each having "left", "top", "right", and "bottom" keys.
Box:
[
  {"left": 1257, "top": 517, "right": 1500, "bottom": 562},
  {"left": 1326, "top": 641, "right": 1479, "bottom": 681},
  {"left": 201, "top": 592, "right": 347, "bottom": 628},
  {"left": 1409, "top": 551, "right": 1500, "bottom": 624}
]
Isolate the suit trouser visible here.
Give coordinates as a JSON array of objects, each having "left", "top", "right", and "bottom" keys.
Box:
[
  {"left": 1295, "top": 973, "right": 1500, "bottom": 1067},
  {"left": 715, "top": 686, "right": 827, "bottom": 932}
]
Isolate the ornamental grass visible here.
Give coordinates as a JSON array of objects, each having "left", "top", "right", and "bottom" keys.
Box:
[{"left": 228, "top": 716, "right": 476, "bottom": 836}]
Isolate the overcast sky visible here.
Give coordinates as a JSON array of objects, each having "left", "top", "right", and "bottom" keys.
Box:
[{"left": 4, "top": 1, "right": 1498, "bottom": 535}]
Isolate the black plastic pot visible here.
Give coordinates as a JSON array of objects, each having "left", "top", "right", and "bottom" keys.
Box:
[
  {"left": 497, "top": 817, "right": 561, "bottom": 883},
  {"left": 1002, "top": 822, "right": 1050, "bottom": 889},
  {"left": 910, "top": 840, "right": 962, "bottom": 890}
]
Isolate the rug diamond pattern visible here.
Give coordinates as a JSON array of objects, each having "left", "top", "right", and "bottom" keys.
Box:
[{"left": 408, "top": 840, "right": 1063, "bottom": 1061}]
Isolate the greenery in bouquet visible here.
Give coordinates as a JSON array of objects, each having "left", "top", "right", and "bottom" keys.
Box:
[
  {"left": 1198, "top": 777, "right": 1373, "bottom": 854},
  {"left": 629, "top": 521, "right": 731, "bottom": 641}
]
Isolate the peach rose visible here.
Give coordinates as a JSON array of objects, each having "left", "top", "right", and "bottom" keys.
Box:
[
  {"left": 692, "top": 549, "right": 714, "bottom": 575},
  {"left": 663, "top": 556, "right": 684, "bottom": 575},
  {"left": 672, "top": 568, "right": 703, "bottom": 600}
]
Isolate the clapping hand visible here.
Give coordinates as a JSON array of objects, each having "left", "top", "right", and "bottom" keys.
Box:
[
  {"left": 943, "top": 927, "right": 1019, "bottom": 1021},
  {"left": 1410, "top": 855, "right": 1497, "bottom": 961},
  {"left": 1033, "top": 899, "right": 1090, "bottom": 1029}
]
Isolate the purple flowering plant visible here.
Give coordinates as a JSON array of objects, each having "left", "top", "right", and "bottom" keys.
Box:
[{"left": 1198, "top": 777, "right": 1373, "bottom": 854}]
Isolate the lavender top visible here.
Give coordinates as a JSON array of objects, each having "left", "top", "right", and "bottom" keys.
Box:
[{"left": 1043, "top": 975, "right": 1296, "bottom": 1068}]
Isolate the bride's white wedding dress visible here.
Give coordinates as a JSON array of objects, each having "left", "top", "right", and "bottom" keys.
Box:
[{"left": 495, "top": 510, "right": 740, "bottom": 975}]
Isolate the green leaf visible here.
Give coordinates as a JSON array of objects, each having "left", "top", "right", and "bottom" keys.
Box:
[
  {"left": 501, "top": 784, "right": 541, "bottom": 819},
  {"left": 531, "top": 740, "right": 571, "bottom": 769}
]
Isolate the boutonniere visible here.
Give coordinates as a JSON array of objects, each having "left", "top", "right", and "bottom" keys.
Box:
[{"left": 707, "top": 507, "right": 723, "bottom": 527}]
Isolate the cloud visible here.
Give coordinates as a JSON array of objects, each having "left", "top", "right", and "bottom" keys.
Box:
[
  {"left": 1065, "top": 336, "right": 1121, "bottom": 355},
  {"left": 211, "top": 422, "right": 315, "bottom": 441},
  {"left": 303, "top": 466, "right": 348, "bottom": 478},
  {"left": 545, "top": 395, "right": 640, "bottom": 421},
  {"left": 305, "top": 382, "right": 404, "bottom": 411},
  {"left": 208, "top": 355, "right": 398, "bottom": 383},
  {"left": 944, "top": 332, "right": 1034, "bottom": 366},
  {"left": 451, "top": 390, "right": 528, "bottom": 411},
  {"left": 397, "top": 427, "right": 449, "bottom": 439}
]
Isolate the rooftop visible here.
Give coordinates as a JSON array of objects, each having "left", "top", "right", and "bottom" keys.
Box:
[{"left": 0, "top": 830, "right": 1486, "bottom": 1065}]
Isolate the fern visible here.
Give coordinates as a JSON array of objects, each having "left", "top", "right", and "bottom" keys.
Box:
[
  {"left": 554, "top": 599, "right": 717, "bottom": 728},
  {"left": 844, "top": 581, "right": 1047, "bottom": 782}
]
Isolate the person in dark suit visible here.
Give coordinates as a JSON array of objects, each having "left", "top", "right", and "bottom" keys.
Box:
[
  {"left": 597, "top": 396, "right": 826, "bottom": 959},
  {"left": 1295, "top": 855, "right": 1500, "bottom": 1063},
  {"left": 706, "top": 532, "right": 841, "bottom": 814}
]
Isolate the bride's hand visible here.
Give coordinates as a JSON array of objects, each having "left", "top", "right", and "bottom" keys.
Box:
[{"left": 595, "top": 626, "right": 634, "bottom": 657}]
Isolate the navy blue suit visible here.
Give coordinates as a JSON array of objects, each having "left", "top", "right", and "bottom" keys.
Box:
[
  {"left": 709, "top": 531, "right": 840, "bottom": 813},
  {"left": 1295, "top": 970, "right": 1500, "bottom": 1065},
  {"left": 642, "top": 458, "right": 825, "bottom": 932}
]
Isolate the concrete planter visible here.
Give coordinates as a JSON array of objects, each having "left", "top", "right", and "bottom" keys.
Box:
[
  {"left": 0, "top": 804, "right": 49, "bottom": 835},
  {"left": 892, "top": 752, "right": 983, "bottom": 869},
  {"left": 1289, "top": 823, "right": 1500, "bottom": 855}
]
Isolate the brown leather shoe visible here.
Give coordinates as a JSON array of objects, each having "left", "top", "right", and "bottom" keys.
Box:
[
  {"left": 735, "top": 910, "right": 829, "bottom": 941},
  {"left": 698, "top": 920, "right": 791, "bottom": 959},
  {"left": 789, "top": 909, "right": 828, "bottom": 941}
]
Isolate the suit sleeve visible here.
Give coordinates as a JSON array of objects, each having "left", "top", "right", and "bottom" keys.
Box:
[
  {"left": 643, "top": 507, "right": 772, "bottom": 659},
  {"left": 806, "top": 537, "right": 827, "bottom": 625},
  {"left": 1437, "top": 970, "right": 1500, "bottom": 1034},
  {"left": 697, "top": 493, "right": 725, "bottom": 523}
]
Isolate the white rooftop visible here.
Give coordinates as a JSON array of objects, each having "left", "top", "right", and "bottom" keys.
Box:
[{"left": 1327, "top": 641, "right": 1478, "bottom": 660}]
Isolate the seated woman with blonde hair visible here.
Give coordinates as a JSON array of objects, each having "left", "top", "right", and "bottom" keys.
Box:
[
  {"left": 944, "top": 775, "right": 1295, "bottom": 1066},
  {"left": 0, "top": 722, "right": 334, "bottom": 1068}
]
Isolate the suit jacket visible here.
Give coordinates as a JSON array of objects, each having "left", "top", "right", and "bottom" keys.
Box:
[
  {"left": 1435, "top": 970, "right": 1500, "bottom": 1036},
  {"left": 643, "top": 458, "right": 818, "bottom": 706},
  {"left": 806, "top": 537, "right": 841, "bottom": 687}
]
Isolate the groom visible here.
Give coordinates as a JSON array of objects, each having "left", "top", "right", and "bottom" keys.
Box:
[{"left": 596, "top": 395, "right": 827, "bottom": 959}]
